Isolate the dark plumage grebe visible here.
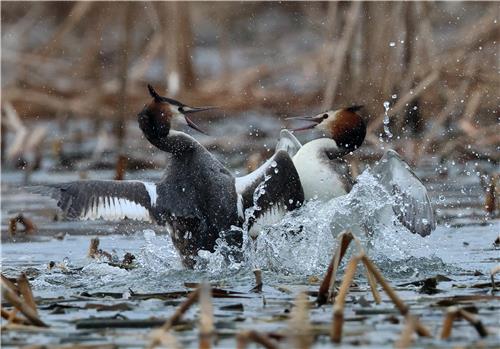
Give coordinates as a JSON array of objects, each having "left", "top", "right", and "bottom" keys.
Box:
[{"left": 30, "top": 85, "right": 304, "bottom": 267}]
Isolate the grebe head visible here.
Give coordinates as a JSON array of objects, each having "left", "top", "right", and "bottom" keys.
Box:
[
  {"left": 138, "top": 84, "right": 214, "bottom": 136},
  {"left": 288, "top": 105, "right": 366, "bottom": 152}
]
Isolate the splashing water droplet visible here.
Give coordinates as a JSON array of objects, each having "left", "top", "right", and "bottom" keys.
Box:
[{"left": 383, "top": 101, "right": 393, "bottom": 140}]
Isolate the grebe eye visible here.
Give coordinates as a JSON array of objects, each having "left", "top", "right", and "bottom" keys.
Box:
[
  {"left": 178, "top": 106, "right": 184, "bottom": 113},
  {"left": 322, "top": 114, "right": 328, "bottom": 119}
]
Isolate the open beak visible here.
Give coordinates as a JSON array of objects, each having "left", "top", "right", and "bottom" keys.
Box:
[
  {"left": 184, "top": 115, "right": 207, "bottom": 135},
  {"left": 182, "top": 106, "right": 217, "bottom": 135},
  {"left": 285, "top": 115, "right": 323, "bottom": 131},
  {"left": 183, "top": 106, "right": 217, "bottom": 114}
]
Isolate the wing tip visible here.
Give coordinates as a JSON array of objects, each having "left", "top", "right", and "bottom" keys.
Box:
[{"left": 25, "top": 185, "right": 61, "bottom": 200}]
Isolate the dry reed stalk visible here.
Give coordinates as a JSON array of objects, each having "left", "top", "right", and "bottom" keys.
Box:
[
  {"left": 287, "top": 292, "right": 312, "bottom": 349},
  {"left": 236, "top": 330, "right": 279, "bottom": 349},
  {"left": 2, "top": 102, "right": 27, "bottom": 160},
  {"left": 318, "top": 2, "right": 338, "bottom": 70},
  {"left": 113, "top": 3, "right": 133, "bottom": 151},
  {"left": 362, "top": 259, "right": 382, "bottom": 304},
  {"left": 3, "top": 87, "right": 114, "bottom": 118},
  {"left": 414, "top": 56, "right": 478, "bottom": 161},
  {"left": 325, "top": 231, "right": 354, "bottom": 304},
  {"left": 457, "top": 308, "right": 488, "bottom": 337},
  {"left": 38, "top": 2, "right": 93, "bottom": 56},
  {"left": 485, "top": 177, "right": 497, "bottom": 215},
  {"left": 440, "top": 306, "right": 459, "bottom": 339},
  {"left": 148, "top": 288, "right": 200, "bottom": 349},
  {"left": 395, "top": 315, "right": 417, "bottom": 348},
  {"left": 491, "top": 265, "right": 500, "bottom": 291},
  {"left": 360, "top": 255, "right": 432, "bottom": 337},
  {"left": 322, "top": 1, "right": 361, "bottom": 110},
  {"left": 367, "top": 70, "right": 440, "bottom": 136},
  {"left": 415, "top": 10, "right": 499, "bottom": 78},
  {"left": 1, "top": 308, "right": 28, "bottom": 325},
  {"left": 8, "top": 218, "right": 17, "bottom": 237},
  {"left": 162, "top": 2, "right": 196, "bottom": 95},
  {"left": 88, "top": 238, "right": 100, "bottom": 258},
  {"left": 17, "top": 273, "right": 38, "bottom": 315},
  {"left": 199, "top": 282, "right": 214, "bottom": 349},
  {"left": 129, "top": 33, "right": 163, "bottom": 81},
  {"left": 345, "top": 234, "right": 382, "bottom": 304},
  {"left": 458, "top": 89, "right": 482, "bottom": 137},
  {"left": 114, "top": 154, "right": 128, "bottom": 181},
  {"left": 251, "top": 269, "right": 263, "bottom": 292},
  {"left": 1, "top": 278, "right": 47, "bottom": 327},
  {"left": 1, "top": 274, "right": 19, "bottom": 294},
  {"left": 8, "top": 214, "right": 37, "bottom": 236},
  {"left": 331, "top": 256, "right": 359, "bottom": 343},
  {"left": 87, "top": 238, "right": 112, "bottom": 261}
]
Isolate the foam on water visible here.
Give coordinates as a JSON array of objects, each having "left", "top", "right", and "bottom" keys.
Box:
[
  {"left": 137, "top": 229, "right": 184, "bottom": 272},
  {"left": 7, "top": 169, "right": 474, "bottom": 296},
  {"left": 196, "top": 169, "right": 446, "bottom": 278}
]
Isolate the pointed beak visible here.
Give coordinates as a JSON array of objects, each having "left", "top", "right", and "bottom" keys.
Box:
[
  {"left": 182, "top": 106, "right": 216, "bottom": 135},
  {"left": 285, "top": 115, "right": 324, "bottom": 131},
  {"left": 184, "top": 115, "right": 208, "bottom": 135},
  {"left": 183, "top": 106, "right": 217, "bottom": 114}
]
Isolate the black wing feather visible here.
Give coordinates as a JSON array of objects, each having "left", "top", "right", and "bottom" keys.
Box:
[
  {"left": 236, "top": 150, "right": 304, "bottom": 232},
  {"left": 27, "top": 180, "right": 156, "bottom": 221}
]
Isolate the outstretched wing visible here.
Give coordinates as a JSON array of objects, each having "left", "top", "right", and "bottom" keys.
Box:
[
  {"left": 27, "top": 180, "right": 158, "bottom": 222},
  {"left": 275, "top": 129, "right": 302, "bottom": 158},
  {"left": 236, "top": 150, "right": 304, "bottom": 236},
  {"left": 372, "top": 150, "right": 436, "bottom": 237}
]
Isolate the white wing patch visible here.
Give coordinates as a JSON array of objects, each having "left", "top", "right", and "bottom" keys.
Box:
[
  {"left": 237, "top": 194, "right": 244, "bottom": 219},
  {"left": 142, "top": 182, "right": 158, "bottom": 206},
  {"left": 235, "top": 156, "right": 275, "bottom": 194},
  {"left": 248, "top": 204, "right": 286, "bottom": 239},
  {"left": 275, "top": 129, "right": 302, "bottom": 157},
  {"left": 82, "top": 195, "right": 153, "bottom": 222}
]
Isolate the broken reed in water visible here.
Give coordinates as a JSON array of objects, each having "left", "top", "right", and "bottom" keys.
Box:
[
  {"left": 250, "top": 269, "right": 263, "bottom": 293},
  {"left": 318, "top": 230, "right": 381, "bottom": 306},
  {"left": 440, "top": 306, "right": 488, "bottom": 339},
  {"left": 1, "top": 229, "right": 493, "bottom": 347},
  {"left": 287, "top": 292, "right": 312, "bottom": 348},
  {"left": 199, "top": 282, "right": 214, "bottom": 349},
  {"left": 237, "top": 330, "right": 279, "bottom": 349},
  {"left": 331, "top": 256, "right": 359, "bottom": 343},
  {"left": 147, "top": 288, "right": 199, "bottom": 349},
  {"left": 0, "top": 273, "right": 47, "bottom": 327}
]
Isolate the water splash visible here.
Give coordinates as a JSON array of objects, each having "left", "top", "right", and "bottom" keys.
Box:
[
  {"left": 383, "top": 101, "right": 393, "bottom": 140},
  {"left": 198, "top": 170, "right": 443, "bottom": 277},
  {"left": 137, "top": 229, "right": 183, "bottom": 272}
]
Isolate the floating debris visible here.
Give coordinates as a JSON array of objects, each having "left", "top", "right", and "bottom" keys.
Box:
[
  {"left": 148, "top": 288, "right": 199, "bottom": 349},
  {"left": 440, "top": 306, "right": 488, "bottom": 339},
  {"left": 250, "top": 269, "right": 263, "bottom": 293},
  {"left": 114, "top": 154, "right": 128, "bottom": 180},
  {"left": 395, "top": 315, "right": 418, "bottom": 349},
  {"left": 490, "top": 265, "right": 500, "bottom": 291},
  {"left": 287, "top": 292, "right": 312, "bottom": 348},
  {"left": 199, "top": 282, "right": 215, "bottom": 349},
  {"left": 331, "top": 256, "right": 359, "bottom": 343},
  {"left": 8, "top": 214, "right": 37, "bottom": 237},
  {"left": 237, "top": 330, "right": 279, "bottom": 349},
  {"left": 317, "top": 230, "right": 354, "bottom": 305},
  {"left": 88, "top": 238, "right": 112, "bottom": 262},
  {"left": 1, "top": 272, "right": 47, "bottom": 327}
]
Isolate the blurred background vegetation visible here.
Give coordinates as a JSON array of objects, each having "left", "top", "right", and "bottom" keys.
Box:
[{"left": 1, "top": 1, "right": 499, "bottom": 175}]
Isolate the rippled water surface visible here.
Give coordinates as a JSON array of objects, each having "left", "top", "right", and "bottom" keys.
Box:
[{"left": 1, "top": 121, "right": 499, "bottom": 348}]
